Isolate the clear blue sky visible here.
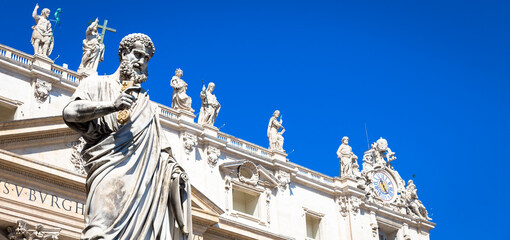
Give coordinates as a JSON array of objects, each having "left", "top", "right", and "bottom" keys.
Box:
[{"left": 1, "top": 0, "right": 509, "bottom": 239}]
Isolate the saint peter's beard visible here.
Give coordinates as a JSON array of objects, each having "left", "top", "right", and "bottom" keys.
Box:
[{"left": 119, "top": 58, "right": 148, "bottom": 84}]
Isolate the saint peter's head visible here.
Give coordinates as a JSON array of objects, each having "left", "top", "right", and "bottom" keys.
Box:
[
  {"left": 342, "top": 136, "right": 349, "bottom": 145},
  {"left": 118, "top": 33, "right": 155, "bottom": 84}
]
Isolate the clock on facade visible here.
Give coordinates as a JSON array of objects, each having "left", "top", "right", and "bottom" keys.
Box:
[{"left": 373, "top": 171, "right": 396, "bottom": 202}]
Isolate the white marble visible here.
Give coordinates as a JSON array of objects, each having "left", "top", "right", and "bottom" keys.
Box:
[
  {"left": 170, "top": 68, "right": 193, "bottom": 112},
  {"left": 198, "top": 82, "right": 220, "bottom": 126},
  {"left": 77, "top": 18, "right": 104, "bottom": 74},
  {"left": 31, "top": 4, "right": 53, "bottom": 57}
]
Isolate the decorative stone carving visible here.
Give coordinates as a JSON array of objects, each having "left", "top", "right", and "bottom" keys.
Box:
[
  {"left": 198, "top": 82, "right": 221, "bottom": 126},
  {"left": 67, "top": 137, "right": 86, "bottom": 175},
  {"left": 362, "top": 138, "right": 396, "bottom": 173},
  {"left": 206, "top": 145, "right": 220, "bottom": 167},
  {"left": 338, "top": 195, "right": 361, "bottom": 217},
  {"left": 265, "top": 189, "right": 272, "bottom": 224},
  {"left": 350, "top": 196, "right": 361, "bottom": 215},
  {"left": 369, "top": 211, "right": 378, "bottom": 238},
  {"left": 220, "top": 160, "right": 280, "bottom": 190},
  {"left": 78, "top": 18, "right": 105, "bottom": 74},
  {"left": 183, "top": 132, "right": 197, "bottom": 158},
  {"left": 403, "top": 223, "right": 412, "bottom": 240},
  {"left": 34, "top": 79, "right": 52, "bottom": 103},
  {"left": 31, "top": 4, "right": 53, "bottom": 57},
  {"left": 359, "top": 138, "right": 406, "bottom": 199},
  {"left": 338, "top": 196, "right": 349, "bottom": 217},
  {"left": 337, "top": 136, "right": 359, "bottom": 178},
  {"left": 170, "top": 68, "right": 193, "bottom": 112},
  {"left": 6, "top": 220, "right": 60, "bottom": 240},
  {"left": 275, "top": 170, "right": 291, "bottom": 190},
  {"left": 224, "top": 175, "right": 232, "bottom": 213},
  {"left": 267, "top": 110, "right": 285, "bottom": 151},
  {"left": 238, "top": 161, "right": 259, "bottom": 185},
  {"left": 402, "top": 180, "right": 431, "bottom": 220}
]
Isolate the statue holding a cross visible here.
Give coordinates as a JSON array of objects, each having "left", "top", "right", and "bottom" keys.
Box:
[{"left": 78, "top": 18, "right": 116, "bottom": 74}]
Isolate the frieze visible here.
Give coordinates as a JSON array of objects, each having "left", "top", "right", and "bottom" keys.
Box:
[
  {"left": 0, "top": 178, "right": 84, "bottom": 215},
  {"left": 6, "top": 219, "right": 60, "bottom": 240}
]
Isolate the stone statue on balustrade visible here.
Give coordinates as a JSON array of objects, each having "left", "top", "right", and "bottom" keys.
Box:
[
  {"left": 78, "top": 18, "right": 105, "bottom": 74},
  {"left": 402, "top": 180, "right": 431, "bottom": 220},
  {"left": 198, "top": 82, "right": 221, "bottom": 126},
  {"left": 170, "top": 68, "right": 193, "bottom": 112},
  {"left": 267, "top": 110, "right": 285, "bottom": 151},
  {"left": 63, "top": 33, "right": 192, "bottom": 240},
  {"left": 337, "top": 136, "right": 359, "bottom": 178},
  {"left": 31, "top": 4, "right": 53, "bottom": 57}
]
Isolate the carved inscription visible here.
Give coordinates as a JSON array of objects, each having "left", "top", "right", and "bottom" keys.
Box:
[{"left": 0, "top": 179, "right": 84, "bottom": 215}]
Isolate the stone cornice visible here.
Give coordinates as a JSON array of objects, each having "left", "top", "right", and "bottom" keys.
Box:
[{"left": 0, "top": 149, "right": 86, "bottom": 192}]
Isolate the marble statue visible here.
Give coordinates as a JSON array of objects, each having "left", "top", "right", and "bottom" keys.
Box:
[
  {"left": 403, "top": 180, "right": 431, "bottom": 220},
  {"left": 267, "top": 110, "right": 285, "bottom": 151},
  {"left": 63, "top": 33, "right": 192, "bottom": 240},
  {"left": 78, "top": 18, "right": 105, "bottom": 74},
  {"left": 170, "top": 68, "right": 193, "bottom": 112},
  {"left": 362, "top": 137, "right": 396, "bottom": 172},
  {"left": 198, "top": 82, "right": 221, "bottom": 126},
  {"left": 31, "top": 4, "right": 53, "bottom": 57},
  {"left": 337, "top": 136, "right": 358, "bottom": 177}
]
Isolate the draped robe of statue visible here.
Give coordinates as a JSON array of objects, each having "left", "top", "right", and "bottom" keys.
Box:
[
  {"left": 198, "top": 89, "right": 220, "bottom": 125},
  {"left": 267, "top": 116, "right": 283, "bottom": 150},
  {"left": 78, "top": 21, "right": 104, "bottom": 74},
  {"left": 170, "top": 76, "right": 192, "bottom": 111},
  {"left": 64, "top": 73, "right": 192, "bottom": 240},
  {"left": 337, "top": 143, "right": 355, "bottom": 177}
]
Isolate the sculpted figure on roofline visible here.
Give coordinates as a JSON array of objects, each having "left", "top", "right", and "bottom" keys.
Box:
[
  {"left": 198, "top": 82, "right": 221, "bottom": 126},
  {"left": 31, "top": 4, "right": 53, "bottom": 57},
  {"left": 78, "top": 18, "right": 105, "bottom": 74},
  {"left": 170, "top": 68, "right": 193, "bottom": 112}
]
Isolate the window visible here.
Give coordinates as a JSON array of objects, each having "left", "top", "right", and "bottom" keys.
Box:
[
  {"left": 0, "top": 105, "right": 15, "bottom": 121},
  {"left": 0, "top": 97, "right": 19, "bottom": 122},
  {"left": 305, "top": 213, "right": 321, "bottom": 239},
  {"left": 232, "top": 188, "right": 260, "bottom": 217},
  {"left": 378, "top": 227, "right": 397, "bottom": 240}
]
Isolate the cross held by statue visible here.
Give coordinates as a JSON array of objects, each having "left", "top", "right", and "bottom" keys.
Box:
[{"left": 97, "top": 19, "right": 116, "bottom": 44}]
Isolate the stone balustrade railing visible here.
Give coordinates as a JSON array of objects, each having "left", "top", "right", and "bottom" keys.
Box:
[
  {"left": 0, "top": 44, "right": 33, "bottom": 66},
  {"left": 51, "top": 64, "right": 82, "bottom": 85},
  {"left": 295, "top": 164, "right": 335, "bottom": 185},
  {"left": 0, "top": 44, "right": 84, "bottom": 86},
  {"left": 217, "top": 132, "right": 271, "bottom": 158},
  {"left": 158, "top": 104, "right": 177, "bottom": 120}
]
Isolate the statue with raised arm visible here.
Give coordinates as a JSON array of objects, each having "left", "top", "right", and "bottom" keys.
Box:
[
  {"left": 170, "top": 68, "right": 193, "bottom": 112},
  {"left": 63, "top": 33, "right": 192, "bottom": 240},
  {"left": 31, "top": 4, "right": 53, "bottom": 57},
  {"left": 267, "top": 110, "right": 285, "bottom": 151},
  {"left": 337, "top": 136, "right": 358, "bottom": 177},
  {"left": 78, "top": 18, "right": 105, "bottom": 74},
  {"left": 198, "top": 82, "right": 220, "bottom": 126}
]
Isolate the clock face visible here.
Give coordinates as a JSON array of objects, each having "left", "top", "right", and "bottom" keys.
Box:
[{"left": 373, "top": 171, "right": 396, "bottom": 202}]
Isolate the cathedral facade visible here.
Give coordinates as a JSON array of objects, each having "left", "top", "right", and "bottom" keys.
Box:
[{"left": 0, "top": 41, "right": 434, "bottom": 240}]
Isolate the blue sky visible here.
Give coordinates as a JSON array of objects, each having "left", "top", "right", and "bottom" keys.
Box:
[{"left": 1, "top": 0, "right": 509, "bottom": 238}]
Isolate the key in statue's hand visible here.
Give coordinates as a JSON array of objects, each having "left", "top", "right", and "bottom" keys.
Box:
[{"left": 113, "top": 91, "right": 136, "bottom": 111}]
